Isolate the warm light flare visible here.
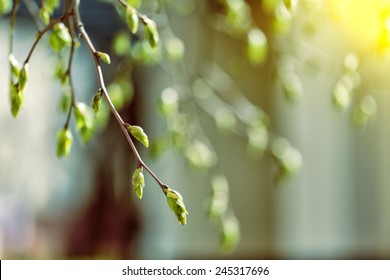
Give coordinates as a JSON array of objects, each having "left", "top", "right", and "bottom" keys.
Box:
[{"left": 325, "top": 0, "right": 390, "bottom": 53}]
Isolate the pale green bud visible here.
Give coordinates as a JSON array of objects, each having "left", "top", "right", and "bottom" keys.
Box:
[
  {"left": 126, "top": 6, "right": 139, "bottom": 34},
  {"left": 164, "top": 186, "right": 188, "bottom": 225},
  {"left": 39, "top": 7, "right": 50, "bottom": 25},
  {"left": 49, "top": 23, "right": 72, "bottom": 52},
  {"left": 132, "top": 167, "right": 145, "bottom": 199},
  {"left": 96, "top": 51, "right": 111, "bottom": 64},
  {"left": 126, "top": 124, "right": 149, "bottom": 148},
  {"left": 220, "top": 216, "right": 241, "bottom": 252},
  {"left": 18, "top": 63, "right": 29, "bottom": 91},
  {"left": 57, "top": 128, "right": 73, "bottom": 158},
  {"left": 246, "top": 28, "right": 268, "bottom": 65},
  {"left": 0, "top": 0, "right": 12, "bottom": 14},
  {"left": 8, "top": 54, "right": 20, "bottom": 78},
  {"left": 142, "top": 16, "right": 159, "bottom": 48},
  {"left": 74, "top": 102, "right": 94, "bottom": 142},
  {"left": 10, "top": 83, "right": 24, "bottom": 118}
]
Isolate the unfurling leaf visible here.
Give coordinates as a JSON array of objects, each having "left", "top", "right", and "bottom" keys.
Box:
[
  {"left": 132, "top": 167, "right": 145, "bottom": 199},
  {"left": 56, "top": 128, "right": 73, "bottom": 158},
  {"left": 163, "top": 186, "right": 188, "bottom": 225},
  {"left": 126, "top": 6, "right": 139, "bottom": 34},
  {"left": 10, "top": 83, "right": 24, "bottom": 118},
  {"left": 96, "top": 51, "right": 111, "bottom": 64},
  {"left": 126, "top": 124, "right": 149, "bottom": 147},
  {"left": 142, "top": 16, "right": 159, "bottom": 48},
  {"left": 92, "top": 88, "right": 103, "bottom": 113}
]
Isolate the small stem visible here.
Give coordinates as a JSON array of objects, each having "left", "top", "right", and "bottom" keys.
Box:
[
  {"left": 64, "top": 17, "right": 77, "bottom": 129},
  {"left": 73, "top": 0, "right": 166, "bottom": 190},
  {"left": 23, "top": 16, "right": 66, "bottom": 65},
  {"left": 8, "top": 0, "right": 20, "bottom": 54}
]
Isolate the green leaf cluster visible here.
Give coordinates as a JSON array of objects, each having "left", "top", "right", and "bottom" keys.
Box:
[
  {"left": 8, "top": 56, "right": 28, "bottom": 117},
  {"left": 49, "top": 23, "right": 72, "bottom": 52}
]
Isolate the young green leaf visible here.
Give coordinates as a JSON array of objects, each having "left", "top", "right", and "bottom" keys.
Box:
[
  {"left": 92, "top": 88, "right": 103, "bottom": 113},
  {"left": 126, "top": 124, "right": 149, "bottom": 147},
  {"left": 164, "top": 186, "right": 188, "bottom": 225},
  {"left": 132, "top": 167, "right": 145, "bottom": 199},
  {"left": 142, "top": 16, "right": 159, "bottom": 48},
  {"left": 96, "top": 51, "right": 111, "bottom": 64},
  {"left": 126, "top": 6, "right": 139, "bottom": 34},
  {"left": 56, "top": 128, "right": 73, "bottom": 158}
]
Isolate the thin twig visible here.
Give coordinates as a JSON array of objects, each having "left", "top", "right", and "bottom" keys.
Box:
[{"left": 72, "top": 0, "right": 166, "bottom": 191}]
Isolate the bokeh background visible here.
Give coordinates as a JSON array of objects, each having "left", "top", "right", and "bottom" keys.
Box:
[{"left": 1, "top": 0, "right": 390, "bottom": 259}]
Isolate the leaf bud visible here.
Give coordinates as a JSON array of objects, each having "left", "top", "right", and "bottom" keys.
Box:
[
  {"left": 142, "top": 16, "right": 159, "bottom": 48},
  {"left": 92, "top": 88, "right": 103, "bottom": 113},
  {"left": 18, "top": 63, "right": 29, "bottom": 91},
  {"left": 10, "top": 83, "right": 24, "bottom": 118},
  {"left": 56, "top": 128, "right": 73, "bottom": 158},
  {"left": 96, "top": 51, "right": 111, "bottom": 64},
  {"left": 164, "top": 186, "right": 189, "bottom": 225},
  {"left": 126, "top": 124, "right": 149, "bottom": 148},
  {"left": 126, "top": 6, "right": 139, "bottom": 34},
  {"left": 132, "top": 167, "right": 145, "bottom": 199}
]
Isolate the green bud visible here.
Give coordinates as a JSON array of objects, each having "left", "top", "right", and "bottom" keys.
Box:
[
  {"left": 220, "top": 216, "right": 241, "bottom": 252},
  {"left": 10, "top": 83, "right": 24, "bottom": 118},
  {"left": 207, "top": 175, "right": 229, "bottom": 222},
  {"left": 74, "top": 102, "right": 94, "bottom": 142},
  {"left": 8, "top": 54, "right": 20, "bottom": 78},
  {"left": 92, "top": 88, "right": 103, "bottom": 113},
  {"left": 165, "top": 37, "right": 185, "bottom": 62},
  {"left": 142, "top": 16, "right": 159, "bottom": 48},
  {"left": 132, "top": 167, "right": 145, "bottom": 199},
  {"left": 246, "top": 28, "right": 268, "bottom": 65},
  {"left": 59, "top": 91, "right": 71, "bottom": 113},
  {"left": 49, "top": 23, "right": 72, "bottom": 52},
  {"left": 39, "top": 7, "right": 50, "bottom": 25},
  {"left": 164, "top": 187, "right": 188, "bottom": 225},
  {"left": 18, "top": 63, "right": 29, "bottom": 91},
  {"left": 0, "top": 0, "right": 12, "bottom": 14},
  {"left": 332, "top": 82, "right": 351, "bottom": 110},
  {"left": 96, "top": 51, "right": 111, "bottom": 64},
  {"left": 56, "top": 128, "right": 73, "bottom": 158},
  {"left": 126, "top": 6, "right": 139, "bottom": 34},
  {"left": 126, "top": 124, "right": 149, "bottom": 148}
]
